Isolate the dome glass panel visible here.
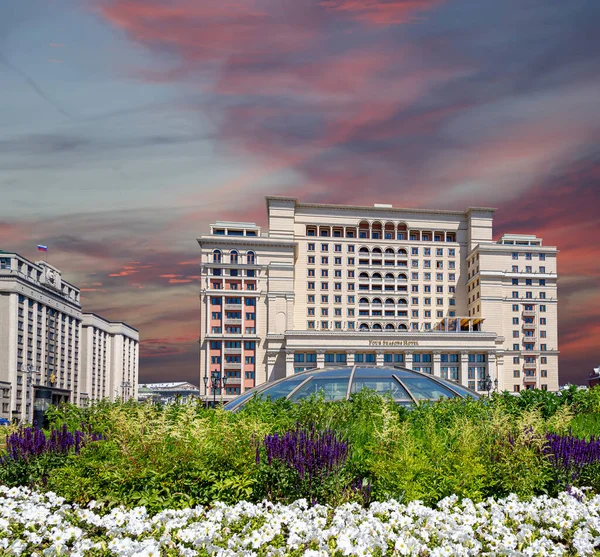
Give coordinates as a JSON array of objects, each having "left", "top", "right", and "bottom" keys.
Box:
[{"left": 224, "top": 365, "right": 480, "bottom": 411}]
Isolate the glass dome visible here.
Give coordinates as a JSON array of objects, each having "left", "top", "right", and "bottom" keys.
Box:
[{"left": 225, "top": 365, "right": 479, "bottom": 411}]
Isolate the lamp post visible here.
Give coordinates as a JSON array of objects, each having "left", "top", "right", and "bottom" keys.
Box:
[
  {"left": 205, "top": 371, "right": 228, "bottom": 408},
  {"left": 120, "top": 381, "right": 131, "bottom": 402},
  {"left": 484, "top": 374, "right": 498, "bottom": 396}
]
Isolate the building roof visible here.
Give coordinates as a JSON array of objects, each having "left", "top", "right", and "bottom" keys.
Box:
[{"left": 139, "top": 382, "right": 199, "bottom": 391}]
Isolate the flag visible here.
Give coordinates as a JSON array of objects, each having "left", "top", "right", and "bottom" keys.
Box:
[{"left": 37, "top": 245, "right": 48, "bottom": 252}]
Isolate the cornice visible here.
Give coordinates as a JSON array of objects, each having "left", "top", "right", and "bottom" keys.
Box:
[
  {"left": 197, "top": 236, "right": 295, "bottom": 249},
  {"left": 268, "top": 197, "right": 497, "bottom": 218},
  {"left": 472, "top": 244, "right": 559, "bottom": 254},
  {"left": 283, "top": 330, "right": 498, "bottom": 340}
]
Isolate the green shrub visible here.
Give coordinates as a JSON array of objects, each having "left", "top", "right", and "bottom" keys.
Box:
[{"left": 2, "top": 388, "right": 600, "bottom": 512}]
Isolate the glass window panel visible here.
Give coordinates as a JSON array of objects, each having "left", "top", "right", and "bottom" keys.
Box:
[
  {"left": 351, "top": 377, "right": 411, "bottom": 401},
  {"left": 438, "top": 380, "right": 478, "bottom": 399},
  {"left": 400, "top": 376, "right": 459, "bottom": 400},
  {"left": 259, "top": 375, "right": 315, "bottom": 401},
  {"left": 288, "top": 376, "right": 350, "bottom": 402}
]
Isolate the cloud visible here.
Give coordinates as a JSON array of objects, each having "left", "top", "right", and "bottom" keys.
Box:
[{"left": 320, "top": 0, "right": 440, "bottom": 25}]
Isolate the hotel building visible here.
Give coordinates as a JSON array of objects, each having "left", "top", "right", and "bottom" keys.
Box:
[
  {"left": 197, "top": 197, "right": 559, "bottom": 401},
  {"left": 0, "top": 250, "right": 139, "bottom": 422}
]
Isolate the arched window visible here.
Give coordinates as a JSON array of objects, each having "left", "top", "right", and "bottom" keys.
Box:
[
  {"left": 358, "top": 221, "right": 370, "bottom": 239},
  {"left": 385, "top": 248, "right": 395, "bottom": 255},
  {"left": 397, "top": 248, "right": 407, "bottom": 256},
  {"left": 385, "top": 298, "right": 395, "bottom": 305},
  {"left": 372, "top": 272, "right": 382, "bottom": 280},
  {"left": 247, "top": 251, "right": 255, "bottom": 264},
  {"left": 359, "top": 323, "right": 370, "bottom": 331},
  {"left": 372, "top": 297, "right": 382, "bottom": 305},
  {"left": 372, "top": 247, "right": 382, "bottom": 255},
  {"left": 230, "top": 250, "right": 238, "bottom": 264},
  {"left": 359, "top": 297, "right": 369, "bottom": 304},
  {"left": 385, "top": 324, "right": 395, "bottom": 330},
  {"left": 398, "top": 298, "right": 408, "bottom": 305},
  {"left": 398, "top": 273, "right": 407, "bottom": 281},
  {"left": 385, "top": 273, "right": 394, "bottom": 280},
  {"left": 359, "top": 272, "right": 369, "bottom": 279},
  {"left": 372, "top": 323, "right": 382, "bottom": 330},
  {"left": 398, "top": 324, "right": 408, "bottom": 330},
  {"left": 359, "top": 247, "right": 370, "bottom": 255},
  {"left": 212, "top": 250, "right": 222, "bottom": 263}
]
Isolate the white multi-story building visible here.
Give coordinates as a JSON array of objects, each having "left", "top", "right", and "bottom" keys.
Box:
[
  {"left": 0, "top": 250, "right": 139, "bottom": 422},
  {"left": 198, "top": 197, "right": 559, "bottom": 401},
  {"left": 81, "top": 313, "right": 139, "bottom": 402}
]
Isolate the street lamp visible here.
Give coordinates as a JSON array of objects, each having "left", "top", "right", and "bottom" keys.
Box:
[
  {"left": 205, "top": 371, "right": 228, "bottom": 408},
  {"left": 120, "top": 381, "right": 131, "bottom": 402},
  {"left": 484, "top": 374, "right": 498, "bottom": 396}
]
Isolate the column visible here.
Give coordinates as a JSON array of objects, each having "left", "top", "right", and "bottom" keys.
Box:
[
  {"left": 404, "top": 351, "right": 413, "bottom": 369},
  {"left": 487, "top": 352, "right": 498, "bottom": 391},
  {"left": 316, "top": 349, "right": 326, "bottom": 369},
  {"left": 266, "top": 350, "right": 278, "bottom": 382},
  {"left": 496, "top": 354, "right": 504, "bottom": 392},
  {"left": 460, "top": 351, "right": 469, "bottom": 387},
  {"left": 285, "top": 350, "right": 295, "bottom": 377},
  {"left": 376, "top": 350, "right": 385, "bottom": 366},
  {"left": 346, "top": 350, "right": 355, "bottom": 366},
  {"left": 432, "top": 351, "right": 441, "bottom": 378}
]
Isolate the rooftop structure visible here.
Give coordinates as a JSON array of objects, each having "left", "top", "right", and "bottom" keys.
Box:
[{"left": 226, "top": 365, "right": 480, "bottom": 411}]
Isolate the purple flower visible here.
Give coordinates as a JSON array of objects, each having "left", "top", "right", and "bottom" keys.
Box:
[
  {"left": 259, "top": 424, "right": 348, "bottom": 483},
  {"left": 3, "top": 423, "right": 103, "bottom": 462}
]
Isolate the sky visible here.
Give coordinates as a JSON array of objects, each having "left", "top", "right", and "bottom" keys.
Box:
[{"left": 0, "top": 0, "right": 598, "bottom": 386}]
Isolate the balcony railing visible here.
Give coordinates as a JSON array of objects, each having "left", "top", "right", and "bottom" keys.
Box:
[
  {"left": 223, "top": 347, "right": 242, "bottom": 354},
  {"left": 523, "top": 375, "right": 537, "bottom": 382},
  {"left": 224, "top": 318, "right": 242, "bottom": 325},
  {"left": 224, "top": 303, "right": 242, "bottom": 310},
  {"left": 522, "top": 310, "right": 536, "bottom": 317},
  {"left": 224, "top": 362, "right": 242, "bottom": 369},
  {"left": 523, "top": 336, "right": 537, "bottom": 343},
  {"left": 522, "top": 323, "right": 536, "bottom": 330}
]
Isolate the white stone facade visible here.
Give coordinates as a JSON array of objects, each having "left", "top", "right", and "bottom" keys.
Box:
[
  {"left": 0, "top": 250, "right": 138, "bottom": 421},
  {"left": 197, "top": 198, "right": 559, "bottom": 402},
  {"left": 81, "top": 313, "right": 139, "bottom": 402}
]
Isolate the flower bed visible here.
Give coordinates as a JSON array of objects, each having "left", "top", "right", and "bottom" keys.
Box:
[{"left": 2, "top": 486, "right": 600, "bottom": 556}]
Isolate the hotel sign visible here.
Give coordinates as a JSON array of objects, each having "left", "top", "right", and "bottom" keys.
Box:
[{"left": 368, "top": 340, "right": 419, "bottom": 347}]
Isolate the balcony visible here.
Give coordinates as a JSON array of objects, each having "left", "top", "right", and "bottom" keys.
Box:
[
  {"left": 522, "top": 322, "right": 536, "bottom": 330},
  {"left": 224, "top": 347, "right": 242, "bottom": 354},
  {"left": 523, "top": 374, "right": 537, "bottom": 383},
  {"left": 522, "top": 310, "right": 536, "bottom": 317},
  {"left": 224, "top": 318, "right": 242, "bottom": 325},
  {"left": 523, "top": 336, "right": 537, "bottom": 343},
  {"left": 224, "top": 362, "right": 242, "bottom": 369},
  {"left": 523, "top": 361, "right": 537, "bottom": 369},
  {"left": 224, "top": 303, "right": 242, "bottom": 310}
]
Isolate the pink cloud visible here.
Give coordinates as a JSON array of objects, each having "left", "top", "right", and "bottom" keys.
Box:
[{"left": 320, "top": 0, "right": 440, "bottom": 25}]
